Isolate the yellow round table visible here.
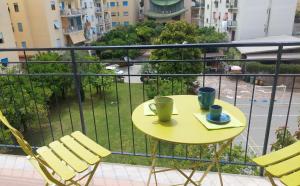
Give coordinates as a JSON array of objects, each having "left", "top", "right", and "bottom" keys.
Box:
[{"left": 132, "top": 95, "right": 247, "bottom": 186}]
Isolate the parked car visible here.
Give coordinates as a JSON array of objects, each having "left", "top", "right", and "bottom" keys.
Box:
[{"left": 118, "top": 56, "right": 134, "bottom": 67}]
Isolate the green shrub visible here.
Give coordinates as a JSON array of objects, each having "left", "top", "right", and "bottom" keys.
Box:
[{"left": 246, "top": 62, "right": 300, "bottom": 74}]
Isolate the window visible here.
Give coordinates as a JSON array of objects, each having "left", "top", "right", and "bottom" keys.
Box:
[
  {"left": 17, "top": 23, "right": 23, "bottom": 32},
  {"left": 111, "top": 12, "right": 117, "bottom": 16},
  {"left": 110, "top": 2, "right": 115, "bottom": 7},
  {"left": 206, "top": 18, "right": 208, "bottom": 23},
  {"left": 56, "top": 39, "right": 61, "bottom": 47},
  {"left": 21, "top": 41, "right": 26, "bottom": 48},
  {"left": 207, "top": 4, "right": 209, "bottom": 9},
  {"left": 84, "top": 2, "right": 87, "bottom": 8},
  {"left": 68, "top": 3, "right": 71, "bottom": 9},
  {"left": 13, "top": 3, "right": 19, "bottom": 12},
  {"left": 0, "top": 32, "right": 4, "bottom": 43},
  {"left": 123, "top": 11, "right": 128, "bottom": 16},
  {"left": 123, "top": 1, "right": 128, "bottom": 6},
  {"left": 50, "top": 1, "right": 55, "bottom": 10},
  {"left": 112, "top": 22, "right": 119, "bottom": 27},
  {"left": 124, "top": 21, "right": 129, "bottom": 26},
  {"left": 116, "top": 2, "right": 119, "bottom": 6},
  {"left": 54, "top": 20, "right": 60, "bottom": 29},
  {"left": 90, "top": 2, "right": 93, "bottom": 8}
]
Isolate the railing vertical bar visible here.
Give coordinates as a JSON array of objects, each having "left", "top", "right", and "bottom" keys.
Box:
[
  {"left": 142, "top": 80, "right": 147, "bottom": 155},
  {"left": 282, "top": 76, "right": 296, "bottom": 144},
  {"left": 70, "top": 49, "right": 86, "bottom": 134},
  {"left": 202, "top": 52, "right": 206, "bottom": 87},
  {"left": 114, "top": 76, "right": 123, "bottom": 153},
  {"left": 40, "top": 80, "right": 54, "bottom": 141},
  {"left": 88, "top": 77, "right": 98, "bottom": 143},
  {"left": 102, "top": 76, "right": 111, "bottom": 150},
  {"left": 23, "top": 51, "right": 45, "bottom": 145},
  {"left": 7, "top": 76, "right": 21, "bottom": 147},
  {"left": 156, "top": 76, "right": 159, "bottom": 95},
  {"left": 244, "top": 76, "right": 256, "bottom": 163},
  {"left": 218, "top": 76, "right": 221, "bottom": 99},
  {"left": 228, "top": 77, "right": 239, "bottom": 162},
  {"left": 261, "top": 45, "right": 283, "bottom": 176},
  {"left": 126, "top": 49, "right": 135, "bottom": 154},
  {"left": 52, "top": 77, "right": 64, "bottom": 136},
  {"left": 0, "top": 95, "right": 9, "bottom": 143},
  {"left": 68, "top": 101, "right": 74, "bottom": 132}
]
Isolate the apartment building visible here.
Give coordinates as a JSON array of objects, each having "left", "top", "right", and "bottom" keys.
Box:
[
  {"left": 143, "top": 0, "right": 193, "bottom": 23},
  {"left": 107, "top": 0, "right": 139, "bottom": 27},
  {"left": 191, "top": 0, "right": 205, "bottom": 27},
  {"left": 7, "top": 0, "right": 65, "bottom": 50},
  {"left": 0, "top": 1, "right": 19, "bottom": 63},
  {"left": 203, "top": 0, "right": 297, "bottom": 41},
  {"left": 95, "top": 0, "right": 112, "bottom": 35}
]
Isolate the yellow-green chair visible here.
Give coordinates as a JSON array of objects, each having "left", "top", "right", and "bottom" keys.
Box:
[
  {"left": 252, "top": 141, "right": 300, "bottom": 186},
  {"left": 0, "top": 111, "right": 111, "bottom": 186}
]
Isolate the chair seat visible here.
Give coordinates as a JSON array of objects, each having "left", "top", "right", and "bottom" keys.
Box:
[
  {"left": 252, "top": 141, "right": 300, "bottom": 167},
  {"left": 280, "top": 170, "right": 300, "bottom": 186},
  {"left": 35, "top": 131, "right": 110, "bottom": 182},
  {"left": 37, "top": 146, "right": 76, "bottom": 181},
  {"left": 265, "top": 154, "right": 300, "bottom": 177}
]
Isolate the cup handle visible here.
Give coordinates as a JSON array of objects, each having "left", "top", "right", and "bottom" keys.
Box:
[{"left": 149, "top": 103, "right": 157, "bottom": 114}]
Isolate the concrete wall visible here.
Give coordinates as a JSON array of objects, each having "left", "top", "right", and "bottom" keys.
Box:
[
  {"left": 0, "top": 0, "right": 19, "bottom": 62},
  {"left": 237, "top": 0, "right": 297, "bottom": 40}
]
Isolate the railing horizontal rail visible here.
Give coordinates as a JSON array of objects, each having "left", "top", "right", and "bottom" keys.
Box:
[{"left": 1, "top": 41, "right": 300, "bottom": 51}]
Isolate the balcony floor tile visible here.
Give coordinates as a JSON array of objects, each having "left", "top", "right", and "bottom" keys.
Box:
[{"left": 0, "top": 154, "right": 285, "bottom": 186}]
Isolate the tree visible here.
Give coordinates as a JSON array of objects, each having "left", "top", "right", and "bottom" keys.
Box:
[
  {"left": 81, "top": 56, "right": 115, "bottom": 96},
  {"left": 27, "top": 52, "right": 72, "bottom": 98},
  {"left": 0, "top": 67, "right": 49, "bottom": 132}
]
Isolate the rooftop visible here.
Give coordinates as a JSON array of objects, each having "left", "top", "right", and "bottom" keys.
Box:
[{"left": 235, "top": 35, "right": 300, "bottom": 54}]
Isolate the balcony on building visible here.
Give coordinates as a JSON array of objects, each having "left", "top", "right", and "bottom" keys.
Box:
[
  {"left": 144, "top": 0, "right": 187, "bottom": 19},
  {"left": 60, "top": 8, "right": 83, "bottom": 17},
  {"left": 191, "top": 0, "right": 205, "bottom": 9},
  {"left": 227, "top": 0, "right": 238, "bottom": 11},
  {"left": 95, "top": 7, "right": 102, "bottom": 14},
  {"left": 227, "top": 20, "right": 237, "bottom": 28}
]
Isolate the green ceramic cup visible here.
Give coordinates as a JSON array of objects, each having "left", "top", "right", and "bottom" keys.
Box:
[
  {"left": 149, "top": 96, "right": 173, "bottom": 122},
  {"left": 198, "top": 87, "right": 216, "bottom": 110},
  {"left": 210, "top": 105, "right": 222, "bottom": 120}
]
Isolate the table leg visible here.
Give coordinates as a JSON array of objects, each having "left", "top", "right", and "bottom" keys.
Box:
[
  {"left": 147, "top": 139, "right": 158, "bottom": 186},
  {"left": 198, "top": 139, "right": 233, "bottom": 185}
]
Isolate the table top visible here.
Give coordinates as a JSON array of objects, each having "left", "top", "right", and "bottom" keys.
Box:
[{"left": 132, "top": 95, "right": 247, "bottom": 145}]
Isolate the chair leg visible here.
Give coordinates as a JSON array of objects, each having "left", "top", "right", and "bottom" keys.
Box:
[
  {"left": 85, "top": 161, "right": 101, "bottom": 186},
  {"left": 266, "top": 172, "right": 277, "bottom": 186}
]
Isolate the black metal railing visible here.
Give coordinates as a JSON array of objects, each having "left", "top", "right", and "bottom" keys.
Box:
[{"left": 0, "top": 42, "right": 300, "bottom": 174}]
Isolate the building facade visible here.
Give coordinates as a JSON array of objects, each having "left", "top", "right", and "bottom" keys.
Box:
[
  {"left": 203, "top": 0, "right": 297, "bottom": 41},
  {"left": 7, "top": 0, "right": 65, "bottom": 50},
  {"left": 107, "top": 0, "right": 139, "bottom": 27},
  {"left": 95, "top": 0, "right": 112, "bottom": 35},
  {"left": 143, "top": 0, "right": 192, "bottom": 23},
  {"left": 0, "top": 0, "right": 19, "bottom": 63}
]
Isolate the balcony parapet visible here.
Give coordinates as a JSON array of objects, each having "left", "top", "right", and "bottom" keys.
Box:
[{"left": 60, "top": 9, "right": 83, "bottom": 17}]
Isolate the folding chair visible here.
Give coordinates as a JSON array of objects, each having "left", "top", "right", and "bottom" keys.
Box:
[
  {"left": 0, "top": 111, "right": 111, "bottom": 186},
  {"left": 252, "top": 141, "right": 300, "bottom": 186}
]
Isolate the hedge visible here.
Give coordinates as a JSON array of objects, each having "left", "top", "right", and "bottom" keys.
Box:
[{"left": 246, "top": 62, "right": 300, "bottom": 74}]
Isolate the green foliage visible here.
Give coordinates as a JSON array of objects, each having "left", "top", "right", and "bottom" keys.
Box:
[
  {"left": 246, "top": 62, "right": 300, "bottom": 74},
  {"left": 28, "top": 52, "right": 72, "bottom": 98},
  {"left": 0, "top": 68, "right": 49, "bottom": 131},
  {"left": 145, "top": 78, "right": 196, "bottom": 99},
  {"left": 150, "top": 21, "right": 225, "bottom": 77},
  {"left": 271, "top": 118, "right": 300, "bottom": 151},
  {"left": 81, "top": 56, "right": 115, "bottom": 93}
]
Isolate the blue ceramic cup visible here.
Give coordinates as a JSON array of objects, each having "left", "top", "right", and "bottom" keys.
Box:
[
  {"left": 198, "top": 87, "right": 216, "bottom": 110},
  {"left": 209, "top": 105, "right": 222, "bottom": 120}
]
